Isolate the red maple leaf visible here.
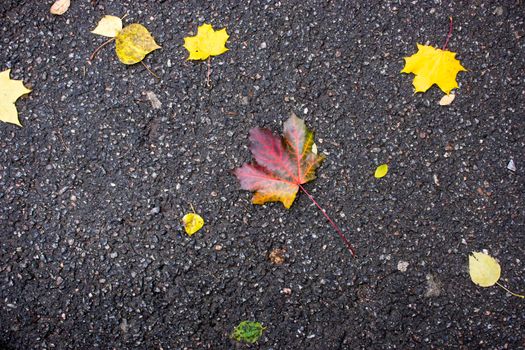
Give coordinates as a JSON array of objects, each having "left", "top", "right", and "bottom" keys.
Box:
[{"left": 235, "top": 114, "right": 355, "bottom": 256}]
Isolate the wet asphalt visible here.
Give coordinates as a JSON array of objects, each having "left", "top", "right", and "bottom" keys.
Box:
[{"left": 1, "top": 1, "right": 524, "bottom": 349}]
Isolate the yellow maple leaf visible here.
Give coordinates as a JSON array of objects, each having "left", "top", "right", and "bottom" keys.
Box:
[
  {"left": 183, "top": 23, "right": 229, "bottom": 60},
  {"left": 91, "top": 16, "right": 160, "bottom": 65},
  {"left": 401, "top": 44, "right": 466, "bottom": 94},
  {"left": 0, "top": 69, "right": 31, "bottom": 126},
  {"left": 182, "top": 213, "right": 204, "bottom": 236}
]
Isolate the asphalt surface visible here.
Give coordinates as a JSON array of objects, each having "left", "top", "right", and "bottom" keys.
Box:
[{"left": 1, "top": 1, "right": 524, "bottom": 349}]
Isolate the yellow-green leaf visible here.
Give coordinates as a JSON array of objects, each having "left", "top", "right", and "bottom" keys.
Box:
[
  {"left": 401, "top": 44, "right": 466, "bottom": 94},
  {"left": 374, "top": 164, "right": 388, "bottom": 179},
  {"left": 0, "top": 69, "right": 31, "bottom": 126},
  {"left": 183, "top": 23, "right": 229, "bottom": 61},
  {"left": 182, "top": 213, "right": 204, "bottom": 236},
  {"left": 469, "top": 252, "right": 501, "bottom": 287},
  {"left": 91, "top": 15, "right": 123, "bottom": 38},
  {"left": 115, "top": 24, "right": 160, "bottom": 65}
]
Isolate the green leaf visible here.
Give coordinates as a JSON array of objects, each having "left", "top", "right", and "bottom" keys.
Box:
[{"left": 231, "top": 321, "right": 266, "bottom": 344}]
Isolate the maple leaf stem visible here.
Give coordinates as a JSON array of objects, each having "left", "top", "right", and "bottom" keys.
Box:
[
  {"left": 298, "top": 184, "right": 356, "bottom": 257},
  {"left": 89, "top": 37, "right": 115, "bottom": 62},
  {"left": 442, "top": 16, "right": 453, "bottom": 51},
  {"left": 206, "top": 57, "right": 212, "bottom": 87}
]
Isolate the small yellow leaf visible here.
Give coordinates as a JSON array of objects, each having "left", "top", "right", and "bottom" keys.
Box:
[
  {"left": 91, "top": 15, "right": 123, "bottom": 38},
  {"left": 401, "top": 44, "right": 466, "bottom": 94},
  {"left": 439, "top": 93, "right": 455, "bottom": 106},
  {"left": 50, "top": 0, "right": 70, "bottom": 15},
  {"left": 469, "top": 252, "right": 501, "bottom": 287},
  {"left": 115, "top": 24, "right": 160, "bottom": 65},
  {"left": 0, "top": 69, "right": 31, "bottom": 126},
  {"left": 374, "top": 164, "right": 388, "bottom": 179},
  {"left": 182, "top": 213, "right": 204, "bottom": 236},
  {"left": 183, "top": 23, "right": 229, "bottom": 61}
]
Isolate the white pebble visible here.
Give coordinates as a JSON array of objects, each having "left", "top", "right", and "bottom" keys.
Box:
[{"left": 397, "top": 261, "right": 409, "bottom": 272}]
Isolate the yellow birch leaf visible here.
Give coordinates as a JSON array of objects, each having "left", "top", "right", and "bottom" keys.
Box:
[
  {"left": 183, "top": 23, "right": 229, "bottom": 60},
  {"left": 401, "top": 44, "right": 466, "bottom": 94},
  {"left": 91, "top": 15, "right": 123, "bottom": 38},
  {"left": 182, "top": 213, "right": 204, "bottom": 236},
  {"left": 469, "top": 252, "right": 501, "bottom": 287},
  {"left": 0, "top": 69, "right": 31, "bottom": 126},
  {"left": 115, "top": 24, "right": 161, "bottom": 65},
  {"left": 374, "top": 164, "right": 388, "bottom": 179}
]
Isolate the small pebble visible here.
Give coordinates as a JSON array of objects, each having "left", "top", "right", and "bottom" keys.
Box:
[
  {"left": 507, "top": 159, "right": 516, "bottom": 172},
  {"left": 397, "top": 261, "right": 409, "bottom": 272},
  {"left": 150, "top": 207, "right": 160, "bottom": 215}
]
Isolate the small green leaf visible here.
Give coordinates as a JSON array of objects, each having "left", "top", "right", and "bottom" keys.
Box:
[{"left": 231, "top": 321, "right": 265, "bottom": 344}]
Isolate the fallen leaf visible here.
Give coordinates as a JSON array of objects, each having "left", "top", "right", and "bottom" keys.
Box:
[
  {"left": 468, "top": 252, "right": 524, "bottom": 298},
  {"left": 91, "top": 15, "right": 123, "bottom": 37},
  {"left": 0, "top": 69, "right": 32, "bottom": 126},
  {"left": 231, "top": 321, "right": 266, "bottom": 344},
  {"left": 469, "top": 252, "right": 500, "bottom": 287},
  {"left": 145, "top": 91, "right": 162, "bottom": 109},
  {"left": 268, "top": 248, "right": 286, "bottom": 265},
  {"left": 234, "top": 113, "right": 356, "bottom": 256},
  {"left": 182, "top": 213, "right": 204, "bottom": 236},
  {"left": 91, "top": 16, "right": 160, "bottom": 65},
  {"left": 374, "top": 164, "right": 388, "bottom": 178},
  {"left": 234, "top": 113, "right": 325, "bottom": 208},
  {"left": 50, "top": 0, "right": 70, "bottom": 15},
  {"left": 184, "top": 23, "right": 229, "bottom": 60},
  {"left": 401, "top": 44, "right": 466, "bottom": 94},
  {"left": 439, "top": 93, "right": 455, "bottom": 106},
  {"left": 115, "top": 23, "right": 161, "bottom": 65},
  {"left": 425, "top": 274, "right": 442, "bottom": 298}
]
